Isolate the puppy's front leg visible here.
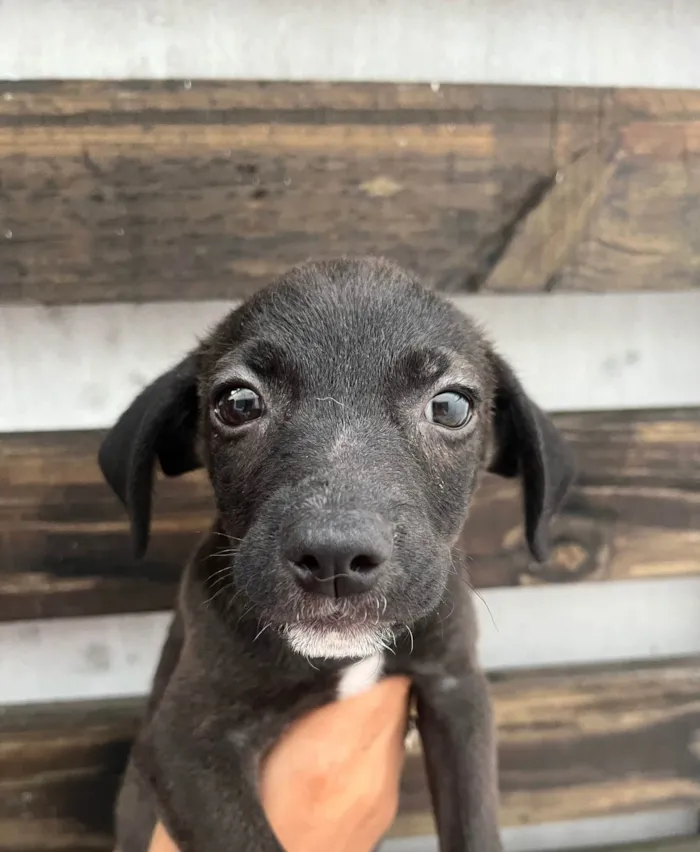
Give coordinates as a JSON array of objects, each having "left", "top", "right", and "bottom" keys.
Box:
[
  {"left": 414, "top": 668, "right": 502, "bottom": 852},
  {"left": 137, "top": 679, "right": 283, "bottom": 852}
]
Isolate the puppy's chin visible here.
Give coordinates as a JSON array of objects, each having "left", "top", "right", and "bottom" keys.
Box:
[{"left": 283, "top": 623, "right": 393, "bottom": 660}]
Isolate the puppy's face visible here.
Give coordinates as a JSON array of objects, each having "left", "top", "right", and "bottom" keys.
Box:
[
  {"left": 99, "top": 258, "right": 573, "bottom": 660},
  {"left": 198, "top": 262, "right": 495, "bottom": 657}
]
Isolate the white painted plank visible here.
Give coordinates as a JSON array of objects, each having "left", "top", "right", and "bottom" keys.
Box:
[
  {"left": 0, "top": 611, "right": 171, "bottom": 705},
  {"left": 1, "top": 0, "right": 699, "bottom": 89},
  {"left": 2, "top": 577, "right": 699, "bottom": 706},
  {"left": 382, "top": 809, "right": 696, "bottom": 852},
  {"left": 1, "top": 292, "right": 699, "bottom": 433},
  {"left": 480, "top": 579, "right": 700, "bottom": 672}
]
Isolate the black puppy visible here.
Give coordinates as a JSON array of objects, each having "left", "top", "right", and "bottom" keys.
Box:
[{"left": 100, "top": 257, "right": 574, "bottom": 852}]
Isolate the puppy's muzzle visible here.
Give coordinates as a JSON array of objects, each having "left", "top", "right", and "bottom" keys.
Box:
[{"left": 282, "top": 511, "right": 393, "bottom": 598}]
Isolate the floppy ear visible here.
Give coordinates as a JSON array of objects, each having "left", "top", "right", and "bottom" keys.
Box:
[
  {"left": 488, "top": 353, "right": 575, "bottom": 562},
  {"left": 98, "top": 353, "right": 201, "bottom": 558}
]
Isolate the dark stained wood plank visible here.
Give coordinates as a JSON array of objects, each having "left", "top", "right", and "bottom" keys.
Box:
[
  {"left": 465, "top": 407, "right": 700, "bottom": 589},
  {"left": 1, "top": 407, "right": 699, "bottom": 621},
  {"left": 0, "top": 698, "right": 135, "bottom": 851},
  {"left": 2, "top": 81, "right": 700, "bottom": 303},
  {"left": 482, "top": 145, "right": 622, "bottom": 293},
  {"left": 0, "top": 80, "right": 581, "bottom": 119},
  {"left": 395, "top": 659, "right": 700, "bottom": 835},
  {"left": 0, "top": 429, "right": 212, "bottom": 621},
  {"left": 2, "top": 659, "right": 700, "bottom": 849}
]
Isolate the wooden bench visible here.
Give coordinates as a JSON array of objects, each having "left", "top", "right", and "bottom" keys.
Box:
[{"left": 1, "top": 81, "right": 699, "bottom": 851}]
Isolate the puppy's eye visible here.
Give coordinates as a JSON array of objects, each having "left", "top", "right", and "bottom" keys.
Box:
[
  {"left": 214, "top": 387, "right": 264, "bottom": 428},
  {"left": 425, "top": 391, "right": 472, "bottom": 429}
]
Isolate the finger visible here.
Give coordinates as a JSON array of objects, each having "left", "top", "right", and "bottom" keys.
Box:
[{"left": 148, "top": 822, "right": 178, "bottom": 852}]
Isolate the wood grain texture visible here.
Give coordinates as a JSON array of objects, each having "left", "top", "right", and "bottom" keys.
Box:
[
  {"left": 0, "top": 408, "right": 698, "bottom": 622},
  {"left": 395, "top": 659, "right": 700, "bottom": 836},
  {"left": 2, "top": 82, "right": 700, "bottom": 303},
  {"left": 2, "top": 659, "right": 700, "bottom": 849}
]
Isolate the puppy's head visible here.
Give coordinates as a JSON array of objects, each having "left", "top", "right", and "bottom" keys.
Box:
[{"left": 99, "top": 258, "right": 574, "bottom": 659}]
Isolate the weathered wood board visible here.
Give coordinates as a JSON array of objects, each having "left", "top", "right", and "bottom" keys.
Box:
[
  {"left": 2, "top": 82, "right": 700, "bottom": 303},
  {"left": 2, "top": 659, "right": 699, "bottom": 850},
  {"left": 1, "top": 407, "right": 698, "bottom": 621}
]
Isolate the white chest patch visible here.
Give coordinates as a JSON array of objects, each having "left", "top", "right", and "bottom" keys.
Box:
[{"left": 336, "top": 653, "right": 385, "bottom": 700}]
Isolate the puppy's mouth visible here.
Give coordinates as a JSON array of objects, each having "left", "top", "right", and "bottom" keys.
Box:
[
  {"left": 279, "top": 598, "right": 395, "bottom": 659},
  {"left": 283, "top": 620, "right": 394, "bottom": 660}
]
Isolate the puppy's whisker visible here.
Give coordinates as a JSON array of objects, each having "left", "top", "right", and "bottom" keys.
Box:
[
  {"left": 449, "top": 556, "right": 498, "bottom": 632},
  {"left": 210, "top": 530, "right": 243, "bottom": 543},
  {"left": 207, "top": 564, "right": 235, "bottom": 581},
  {"left": 438, "top": 598, "right": 456, "bottom": 624},
  {"left": 202, "top": 579, "right": 237, "bottom": 608},
  {"left": 202, "top": 550, "right": 238, "bottom": 567},
  {"left": 378, "top": 634, "right": 396, "bottom": 655},
  {"left": 217, "top": 584, "right": 247, "bottom": 616},
  {"left": 209, "top": 581, "right": 241, "bottom": 608},
  {"left": 282, "top": 625, "right": 320, "bottom": 670},
  {"left": 206, "top": 576, "right": 231, "bottom": 595},
  {"left": 471, "top": 587, "right": 498, "bottom": 631},
  {"left": 235, "top": 601, "right": 257, "bottom": 631},
  {"left": 254, "top": 622, "right": 272, "bottom": 642},
  {"left": 405, "top": 624, "right": 414, "bottom": 655}
]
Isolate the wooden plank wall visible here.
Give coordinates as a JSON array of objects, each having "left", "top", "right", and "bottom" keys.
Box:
[
  {"left": 1, "top": 407, "right": 699, "bottom": 622},
  {"left": 1, "top": 81, "right": 700, "bottom": 852},
  {"left": 3, "top": 659, "right": 700, "bottom": 848},
  {"left": 2, "top": 83, "right": 700, "bottom": 304}
]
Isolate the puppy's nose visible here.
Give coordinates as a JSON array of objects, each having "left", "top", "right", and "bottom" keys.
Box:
[{"left": 284, "top": 512, "right": 393, "bottom": 597}]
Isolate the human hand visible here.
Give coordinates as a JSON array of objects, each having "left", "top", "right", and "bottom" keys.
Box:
[{"left": 147, "top": 675, "right": 411, "bottom": 852}]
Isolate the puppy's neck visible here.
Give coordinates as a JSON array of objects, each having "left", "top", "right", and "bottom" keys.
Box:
[{"left": 336, "top": 653, "right": 385, "bottom": 700}]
